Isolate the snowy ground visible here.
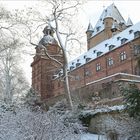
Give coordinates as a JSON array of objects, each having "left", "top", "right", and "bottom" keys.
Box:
[{"left": 81, "top": 134, "right": 107, "bottom": 140}]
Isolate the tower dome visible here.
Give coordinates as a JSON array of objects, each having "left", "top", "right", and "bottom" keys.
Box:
[{"left": 38, "top": 25, "right": 58, "bottom": 47}]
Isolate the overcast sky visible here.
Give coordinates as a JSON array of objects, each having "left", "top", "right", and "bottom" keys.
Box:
[
  {"left": 1, "top": 0, "right": 140, "bottom": 83},
  {"left": 1, "top": 0, "right": 140, "bottom": 28}
]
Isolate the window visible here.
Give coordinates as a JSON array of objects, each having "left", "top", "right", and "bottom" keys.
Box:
[
  {"left": 70, "top": 66, "right": 74, "bottom": 70},
  {"left": 121, "top": 38, "right": 128, "bottom": 44},
  {"left": 93, "top": 50, "right": 96, "bottom": 54},
  {"left": 108, "top": 45, "right": 115, "bottom": 51},
  {"left": 96, "top": 63, "right": 101, "bottom": 71},
  {"left": 134, "top": 45, "right": 140, "bottom": 55},
  {"left": 105, "top": 43, "right": 108, "bottom": 47},
  {"left": 120, "top": 51, "right": 127, "bottom": 61},
  {"left": 86, "top": 57, "right": 91, "bottom": 62},
  {"left": 134, "top": 31, "right": 140, "bottom": 38},
  {"left": 83, "top": 55, "right": 86, "bottom": 59},
  {"left": 75, "top": 75, "right": 80, "bottom": 80},
  {"left": 96, "top": 26, "right": 101, "bottom": 32},
  {"left": 85, "top": 70, "right": 91, "bottom": 76},
  {"left": 97, "top": 51, "right": 103, "bottom": 57},
  {"left": 117, "top": 36, "right": 121, "bottom": 41},
  {"left": 76, "top": 62, "right": 81, "bottom": 67},
  {"left": 108, "top": 57, "right": 114, "bottom": 66},
  {"left": 129, "top": 29, "right": 133, "bottom": 34}
]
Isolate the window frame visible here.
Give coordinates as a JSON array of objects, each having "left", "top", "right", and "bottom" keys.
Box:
[
  {"left": 108, "top": 57, "right": 114, "bottom": 66},
  {"left": 134, "top": 45, "right": 140, "bottom": 55},
  {"left": 120, "top": 51, "right": 127, "bottom": 61},
  {"left": 96, "top": 63, "right": 101, "bottom": 71}
]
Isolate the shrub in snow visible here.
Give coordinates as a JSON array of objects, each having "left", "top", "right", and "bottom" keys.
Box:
[
  {"left": 120, "top": 83, "right": 140, "bottom": 120},
  {"left": 0, "top": 100, "right": 86, "bottom": 140}
]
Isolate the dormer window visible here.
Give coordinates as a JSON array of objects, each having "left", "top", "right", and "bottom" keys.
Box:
[
  {"left": 108, "top": 45, "right": 115, "bottom": 51},
  {"left": 76, "top": 62, "right": 81, "bottom": 67},
  {"left": 97, "top": 51, "right": 103, "bottom": 57},
  {"left": 117, "top": 36, "right": 121, "bottom": 41},
  {"left": 86, "top": 57, "right": 91, "bottom": 62},
  {"left": 121, "top": 38, "right": 128, "bottom": 45},
  {"left": 93, "top": 50, "right": 97, "bottom": 53},
  {"left": 70, "top": 66, "right": 74, "bottom": 70},
  {"left": 77, "top": 59, "right": 80, "bottom": 62},
  {"left": 83, "top": 55, "right": 86, "bottom": 59},
  {"left": 96, "top": 26, "right": 101, "bottom": 32},
  {"left": 72, "top": 62, "right": 74, "bottom": 65},
  {"left": 105, "top": 43, "right": 108, "bottom": 47},
  {"left": 129, "top": 29, "right": 133, "bottom": 34},
  {"left": 134, "top": 31, "right": 140, "bottom": 38}
]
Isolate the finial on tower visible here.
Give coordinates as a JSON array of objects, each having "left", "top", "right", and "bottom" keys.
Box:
[{"left": 43, "top": 23, "right": 54, "bottom": 36}]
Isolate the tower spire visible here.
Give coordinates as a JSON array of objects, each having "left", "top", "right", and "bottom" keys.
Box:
[{"left": 127, "top": 17, "right": 133, "bottom": 27}]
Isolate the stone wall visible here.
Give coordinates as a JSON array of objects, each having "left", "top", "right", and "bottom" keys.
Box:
[
  {"left": 88, "top": 111, "right": 140, "bottom": 140},
  {"left": 71, "top": 73, "right": 140, "bottom": 105},
  {"left": 45, "top": 73, "right": 140, "bottom": 107}
]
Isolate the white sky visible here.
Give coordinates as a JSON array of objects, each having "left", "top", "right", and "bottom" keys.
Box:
[{"left": 1, "top": 0, "right": 140, "bottom": 84}]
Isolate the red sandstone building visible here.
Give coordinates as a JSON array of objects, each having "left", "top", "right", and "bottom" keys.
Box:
[{"left": 31, "top": 3, "right": 140, "bottom": 101}]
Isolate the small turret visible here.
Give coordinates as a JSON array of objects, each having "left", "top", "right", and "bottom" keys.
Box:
[
  {"left": 86, "top": 22, "right": 94, "bottom": 40},
  {"left": 127, "top": 17, "right": 133, "bottom": 27}
]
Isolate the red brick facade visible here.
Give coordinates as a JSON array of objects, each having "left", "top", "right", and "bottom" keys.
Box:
[{"left": 31, "top": 4, "right": 140, "bottom": 101}]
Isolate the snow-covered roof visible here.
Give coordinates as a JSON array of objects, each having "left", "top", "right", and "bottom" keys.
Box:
[
  {"left": 88, "top": 3, "right": 126, "bottom": 37},
  {"left": 67, "top": 22, "right": 140, "bottom": 72}
]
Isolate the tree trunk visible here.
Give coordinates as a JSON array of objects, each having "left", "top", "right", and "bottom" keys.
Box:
[{"left": 63, "top": 60, "right": 73, "bottom": 109}]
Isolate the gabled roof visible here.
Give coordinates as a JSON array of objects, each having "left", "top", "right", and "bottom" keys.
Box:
[{"left": 90, "top": 3, "right": 126, "bottom": 37}]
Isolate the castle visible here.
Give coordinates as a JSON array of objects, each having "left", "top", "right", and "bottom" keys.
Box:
[{"left": 31, "top": 3, "right": 140, "bottom": 103}]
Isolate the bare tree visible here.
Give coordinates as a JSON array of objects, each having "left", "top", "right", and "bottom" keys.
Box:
[
  {"left": 21, "top": 0, "right": 85, "bottom": 109},
  {"left": 0, "top": 6, "right": 30, "bottom": 103},
  {"left": 0, "top": 39, "right": 29, "bottom": 103}
]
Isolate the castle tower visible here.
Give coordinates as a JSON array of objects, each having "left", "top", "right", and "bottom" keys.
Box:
[
  {"left": 87, "top": 3, "right": 128, "bottom": 50},
  {"left": 86, "top": 22, "right": 94, "bottom": 50},
  {"left": 31, "top": 25, "right": 63, "bottom": 100}
]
